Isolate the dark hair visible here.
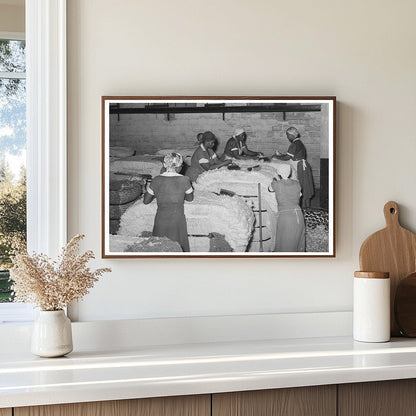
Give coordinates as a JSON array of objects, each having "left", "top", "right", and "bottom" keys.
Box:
[
  {"left": 201, "top": 131, "right": 216, "bottom": 145},
  {"left": 197, "top": 132, "right": 204, "bottom": 143}
]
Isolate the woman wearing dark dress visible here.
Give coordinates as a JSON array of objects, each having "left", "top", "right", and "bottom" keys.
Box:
[
  {"left": 223, "top": 128, "right": 264, "bottom": 160},
  {"left": 186, "top": 131, "right": 231, "bottom": 182},
  {"left": 270, "top": 164, "right": 305, "bottom": 252},
  {"left": 143, "top": 153, "right": 194, "bottom": 252},
  {"left": 273, "top": 127, "right": 315, "bottom": 208}
]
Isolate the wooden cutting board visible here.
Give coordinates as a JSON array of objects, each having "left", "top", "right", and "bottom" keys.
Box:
[{"left": 359, "top": 201, "right": 416, "bottom": 336}]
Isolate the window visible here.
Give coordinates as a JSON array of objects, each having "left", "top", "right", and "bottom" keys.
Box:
[
  {"left": 0, "top": 33, "right": 34, "bottom": 322},
  {"left": 0, "top": 0, "right": 68, "bottom": 324},
  {"left": 0, "top": 35, "right": 26, "bottom": 302}
]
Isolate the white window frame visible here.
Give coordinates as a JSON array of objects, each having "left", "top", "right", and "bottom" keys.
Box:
[{"left": 0, "top": 0, "right": 67, "bottom": 324}]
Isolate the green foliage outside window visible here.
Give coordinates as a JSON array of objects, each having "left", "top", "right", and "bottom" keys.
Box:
[{"left": 0, "top": 162, "right": 26, "bottom": 302}]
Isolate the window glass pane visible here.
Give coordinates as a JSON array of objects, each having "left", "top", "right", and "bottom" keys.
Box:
[
  {"left": 0, "top": 40, "right": 26, "bottom": 73},
  {"left": 0, "top": 41, "right": 27, "bottom": 304},
  {"left": 0, "top": 78, "right": 26, "bottom": 156}
]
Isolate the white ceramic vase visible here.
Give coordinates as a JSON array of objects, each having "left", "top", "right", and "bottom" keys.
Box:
[{"left": 31, "top": 310, "right": 73, "bottom": 357}]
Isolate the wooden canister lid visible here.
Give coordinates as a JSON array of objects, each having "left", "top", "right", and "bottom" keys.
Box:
[{"left": 354, "top": 271, "right": 389, "bottom": 279}]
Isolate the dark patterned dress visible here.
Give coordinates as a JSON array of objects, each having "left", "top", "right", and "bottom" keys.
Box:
[
  {"left": 147, "top": 173, "right": 193, "bottom": 252},
  {"left": 271, "top": 179, "right": 305, "bottom": 252},
  {"left": 285, "top": 139, "right": 315, "bottom": 206},
  {"left": 223, "top": 137, "right": 247, "bottom": 157},
  {"left": 186, "top": 144, "right": 217, "bottom": 182}
]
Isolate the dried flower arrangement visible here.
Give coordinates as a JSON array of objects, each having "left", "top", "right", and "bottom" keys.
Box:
[{"left": 10, "top": 234, "right": 111, "bottom": 311}]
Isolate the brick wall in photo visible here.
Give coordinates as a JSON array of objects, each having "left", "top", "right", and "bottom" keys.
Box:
[{"left": 110, "top": 108, "right": 327, "bottom": 188}]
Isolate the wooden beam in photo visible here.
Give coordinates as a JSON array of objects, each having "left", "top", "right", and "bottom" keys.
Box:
[{"left": 109, "top": 104, "right": 322, "bottom": 115}]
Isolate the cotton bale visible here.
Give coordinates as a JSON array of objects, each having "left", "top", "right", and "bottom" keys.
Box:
[
  {"left": 110, "top": 155, "right": 164, "bottom": 177},
  {"left": 109, "top": 174, "right": 142, "bottom": 205},
  {"left": 109, "top": 235, "right": 182, "bottom": 253},
  {"left": 194, "top": 168, "right": 279, "bottom": 251},
  {"left": 110, "top": 146, "right": 136, "bottom": 159},
  {"left": 118, "top": 191, "right": 254, "bottom": 252},
  {"left": 109, "top": 200, "right": 136, "bottom": 221}
]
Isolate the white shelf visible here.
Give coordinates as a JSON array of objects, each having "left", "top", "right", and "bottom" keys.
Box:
[{"left": 2, "top": 335, "right": 416, "bottom": 408}]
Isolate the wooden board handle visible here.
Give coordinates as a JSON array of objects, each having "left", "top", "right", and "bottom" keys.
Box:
[{"left": 384, "top": 201, "right": 400, "bottom": 228}]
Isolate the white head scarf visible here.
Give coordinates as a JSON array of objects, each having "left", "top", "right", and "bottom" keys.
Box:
[
  {"left": 286, "top": 127, "right": 300, "bottom": 140},
  {"left": 163, "top": 152, "right": 183, "bottom": 172},
  {"left": 233, "top": 128, "right": 245, "bottom": 138},
  {"left": 276, "top": 164, "right": 292, "bottom": 179}
]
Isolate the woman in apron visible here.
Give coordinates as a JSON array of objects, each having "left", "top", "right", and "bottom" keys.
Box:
[
  {"left": 274, "top": 127, "right": 315, "bottom": 208},
  {"left": 270, "top": 164, "right": 305, "bottom": 252}
]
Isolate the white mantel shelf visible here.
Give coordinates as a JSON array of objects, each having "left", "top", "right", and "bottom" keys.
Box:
[{"left": 2, "top": 335, "right": 416, "bottom": 409}]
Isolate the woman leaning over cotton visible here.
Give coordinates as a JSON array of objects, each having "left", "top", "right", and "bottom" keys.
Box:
[
  {"left": 143, "top": 153, "right": 194, "bottom": 252},
  {"left": 269, "top": 164, "right": 305, "bottom": 252},
  {"left": 186, "top": 131, "right": 231, "bottom": 182},
  {"left": 273, "top": 126, "right": 315, "bottom": 208}
]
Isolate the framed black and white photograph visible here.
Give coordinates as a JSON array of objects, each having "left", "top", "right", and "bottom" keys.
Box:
[{"left": 102, "top": 96, "right": 336, "bottom": 258}]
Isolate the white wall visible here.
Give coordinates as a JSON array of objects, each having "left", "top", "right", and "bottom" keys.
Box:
[{"left": 67, "top": 0, "right": 416, "bottom": 322}]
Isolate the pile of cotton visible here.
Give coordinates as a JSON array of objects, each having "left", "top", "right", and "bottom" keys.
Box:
[
  {"left": 117, "top": 191, "right": 254, "bottom": 252},
  {"left": 110, "top": 155, "right": 163, "bottom": 177},
  {"left": 109, "top": 173, "right": 143, "bottom": 234},
  {"left": 193, "top": 167, "right": 283, "bottom": 252},
  {"left": 109, "top": 146, "right": 136, "bottom": 161},
  {"left": 109, "top": 235, "right": 182, "bottom": 253},
  {"left": 194, "top": 168, "right": 277, "bottom": 212}
]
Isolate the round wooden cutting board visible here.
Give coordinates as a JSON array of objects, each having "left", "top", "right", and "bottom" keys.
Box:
[
  {"left": 395, "top": 272, "right": 416, "bottom": 337},
  {"left": 359, "top": 201, "right": 416, "bottom": 336}
]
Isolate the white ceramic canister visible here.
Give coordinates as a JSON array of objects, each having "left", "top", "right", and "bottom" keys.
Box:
[{"left": 353, "top": 271, "right": 390, "bottom": 342}]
